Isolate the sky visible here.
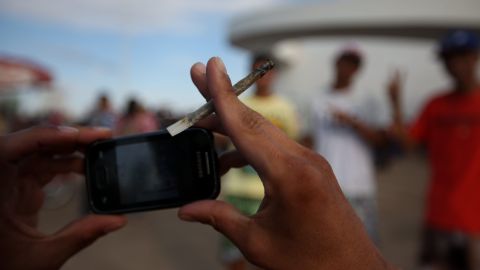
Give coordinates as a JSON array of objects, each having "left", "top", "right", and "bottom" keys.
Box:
[
  {"left": 0, "top": 0, "right": 298, "bottom": 118},
  {"left": 2, "top": 0, "right": 476, "bottom": 123}
]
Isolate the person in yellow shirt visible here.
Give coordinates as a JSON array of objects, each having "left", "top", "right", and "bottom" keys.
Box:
[{"left": 220, "top": 54, "right": 299, "bottom": 270}]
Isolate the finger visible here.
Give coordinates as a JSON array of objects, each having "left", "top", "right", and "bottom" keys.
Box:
[
  {"left": 49, "top": 215, "right": 126, "bottom": 267},
  {"left": 2, "top": 126, "right": 111, "bottom": 162},
  {"left": 218, "top": 150, "right": 248, "bottom": 175},
  {"left": 194, "top": 114, "right": 226, "bottom": 135},
  {"left": 18, "top": 154, "right": 85, "bottom": 186},
  {"left": 195, "top": 58, "right": 278, "bottom": 143},
  {"left": 198, "top": 117, "right": 309, "bottom": 179},
  {"left": 205, "top": 57, "right": 288, "bottom": 179},
  {"left": 76, "top": 127, "right": 112, "bottom": 146},
  {"left": 2, "top": 126, "right": 79, "bottom": 161},
  {"left": 207, "top": 57, "right": 299, "bottom": 152},
  {"left": 191, "top": 62, "right": 210, "bottom": 100},
  {"left": 178, "top": 200, "right": 250, "bottom": 250},
  {"left": 390, "top": 69, "right": 403, "bottom": 86},
  {"left": 195, "top": 114, "right": 306, "bottom": 175}
]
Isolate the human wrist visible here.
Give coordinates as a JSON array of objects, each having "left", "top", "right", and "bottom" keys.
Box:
[
  {"left": 298, "top": 199, "right": 392, "bottom": 270},
  {"left": 295, "top": 247, "right": 393, "bottom": 270}
]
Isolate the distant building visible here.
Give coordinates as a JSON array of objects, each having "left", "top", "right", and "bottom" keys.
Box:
[{"left": 229, "top": 0, "right": 480, "bottom": 132}]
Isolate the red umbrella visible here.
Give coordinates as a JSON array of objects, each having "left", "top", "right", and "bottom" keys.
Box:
[{"left": 0, "top": 56, "right": 53, "bottom": 92}]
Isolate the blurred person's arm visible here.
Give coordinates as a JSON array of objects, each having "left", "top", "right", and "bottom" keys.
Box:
[
  {"left": 387, "top": 72, "right": 419, "bottom": 151},
  {"left": 179, "top": 58, "right": 395, "bottom": 270},
  {"left": 0, "top": 126, "right": 126, "bottom": 270},
  {"left": 331, "top": 108, "right": 388, "bottom": 148}
]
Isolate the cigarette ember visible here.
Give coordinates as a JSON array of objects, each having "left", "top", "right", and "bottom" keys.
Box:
[{"left": 167, "top": 60, "right": 275, "bottom": 136}]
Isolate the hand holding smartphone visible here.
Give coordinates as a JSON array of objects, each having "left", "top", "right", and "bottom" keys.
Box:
[{"left": 85, "top": 128, "right": 220, "bottom": 214}]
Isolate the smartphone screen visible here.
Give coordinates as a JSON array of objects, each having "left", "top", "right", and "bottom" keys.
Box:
[
  {"left": 85, "top": 128, "right": 220, "bottom": 214},
  {"left": 115, "top": 140, "right": 180, "bottom": 204}
]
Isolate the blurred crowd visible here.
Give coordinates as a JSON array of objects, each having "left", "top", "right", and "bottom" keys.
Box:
[
  {"left": 1, "top": 29, "right": 479, "bottom": 270},
  {"left": 0, "top": 95, "right": 179, "bottom": 137}
]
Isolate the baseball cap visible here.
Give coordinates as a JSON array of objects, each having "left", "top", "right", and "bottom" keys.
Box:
[{"left": 438, "top": 30, "right": 480, "bottom": 58}]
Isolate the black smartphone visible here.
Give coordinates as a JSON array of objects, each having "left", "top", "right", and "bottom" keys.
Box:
[{"left": 85, "top": 128, "right": 220, "bottom": 214}]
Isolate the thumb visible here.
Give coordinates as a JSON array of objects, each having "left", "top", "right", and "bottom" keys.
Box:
[
  {"left": 179, "top": 200, "right": 250, "bottom": 248},
  {"left": 48, "top": 215, "right": 126, "bottom": 266}
]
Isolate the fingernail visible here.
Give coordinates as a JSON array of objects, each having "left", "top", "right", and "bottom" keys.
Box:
[
  {"left": 213, "top": 57, "right": 227, "bottom": 73},
  {"left": 178, "top": 213, "right": 195, "bottom": 222},
  {"left": 57, "top": 126, "right": 79, "bottom": 133},
  {"left": 103, "top": 221, "right": 125, "bottom": 233}
]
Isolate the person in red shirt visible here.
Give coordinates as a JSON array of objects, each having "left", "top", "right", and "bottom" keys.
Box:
[{"left": 389, "top": 30, "right": 480, "bottom": 270}]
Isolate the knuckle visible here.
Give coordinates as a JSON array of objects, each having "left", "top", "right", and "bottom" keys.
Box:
[
  {"left": 239, "top": 108, "right": 267, "bottom": 134},
  {"left": 281, "top": 157, "right": 327, "bottom": 204},
  {"left": 205, "top": 204, "right": 221, "bottom": 230},
  {"left": 299, "top": 147, "right": 334, "bottom": 175},
  {"left": 294, "top": 163, "right": 321, "bottom": 187},
  {"left": 210, "top": 74, "right": 233, "bottom": 98},
  {"left": 283, "top": 154, "right": 317, "bottom": 180},
  {"left": 208, "top": 201, "right": 232, "bottom": 231},
  {"left": 28, "top": 125, "right": 56, "bottom": 148},
  {"left": 298, "top": 147, "right": 320, "bottom": 162},
  {"left": 315, "top": 155, "right": 335, "bottom": 175}
]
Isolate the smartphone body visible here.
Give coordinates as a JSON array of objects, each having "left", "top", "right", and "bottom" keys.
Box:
[{"left": 85, "top": 128, "right": 220, "bottom": 214}]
